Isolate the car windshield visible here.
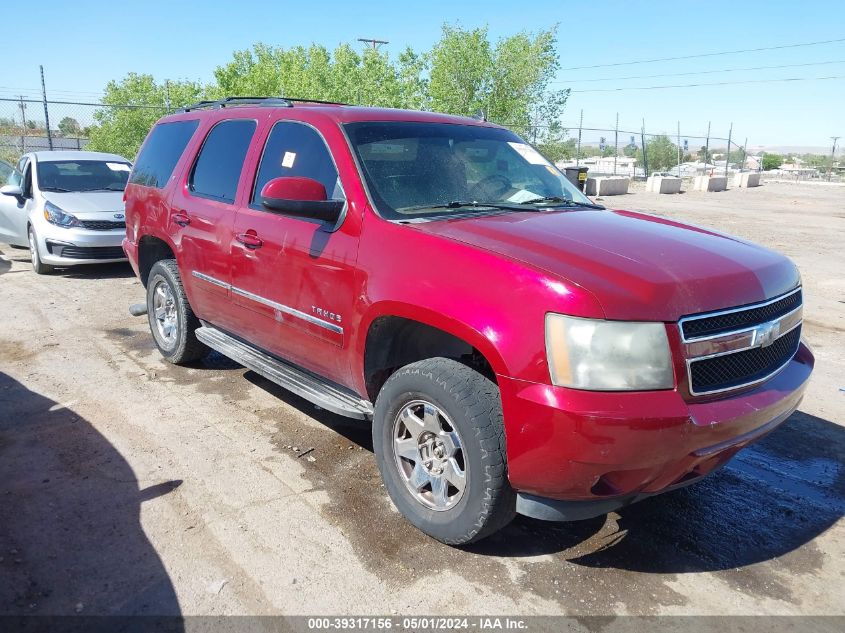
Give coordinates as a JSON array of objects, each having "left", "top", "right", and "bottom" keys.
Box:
[
  {"left": 37, "top": 160, "right": 131, "bottom": 193},
  {"left": 344, "top": 121, "right": 595, "bottom": 220}
]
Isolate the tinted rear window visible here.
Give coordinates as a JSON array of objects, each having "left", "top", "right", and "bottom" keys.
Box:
[
  {"left": 129, "top": 120, "right": 199, "bottom": 188},
  {"left": 189, "top": 119, "right": 256, "bottom": 203}
]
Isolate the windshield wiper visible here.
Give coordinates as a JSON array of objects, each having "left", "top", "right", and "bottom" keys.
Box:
[
  {"left": 522, "top": 196, "right": 605, "bottom": 210},
  {"left": 40, "top": 186, "right": 71, "bottom": 192},
  {"left": 78, "top": 187, "right": 124, "bottom": 192},
  {"left": 398, "top": 200, "right": 545, "bottom": 214}
]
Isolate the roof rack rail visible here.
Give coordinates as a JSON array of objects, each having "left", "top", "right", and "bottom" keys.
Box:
[{"left": 181, "top": 96, "right": 351, "bottom": 112}]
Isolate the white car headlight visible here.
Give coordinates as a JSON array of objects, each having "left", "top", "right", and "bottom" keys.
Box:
[
  {"left": 545, "top": 314, "right": 674, "bottom": 391},
  {"left": 43, "top": 201, "right": 80, "bottom": 228}
]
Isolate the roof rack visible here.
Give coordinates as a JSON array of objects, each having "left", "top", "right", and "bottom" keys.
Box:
[{"left": 181, "top": 96, "right": 350, "bottom": 112}]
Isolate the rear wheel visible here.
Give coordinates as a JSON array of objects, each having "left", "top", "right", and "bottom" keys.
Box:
[
  {"left": 373, "top": 357, "right": 516, "bottom": 545},
  {"left": 28, "top": 227, "right": 53, "bottom": 275},
  {"left": 146, "top": 259, "right": 208, "bottom": 364}
]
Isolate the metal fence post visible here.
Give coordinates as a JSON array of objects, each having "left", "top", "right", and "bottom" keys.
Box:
[
  {"left": 40, "top": 66, "right": 53, "bottom": 151},
  {"left": 676, "top": 121, "right": 681, "bottom": 178},
  {"left": 613, "top": 112, "right": 618, "bottom": 176},
  {"left": 741, "top": 137, "right": 748, "bottom": 171},
  {"left": 725, "top": 123, "right": 733, "bottom": 178},
  {"left": 641, "top": 118, "right": 648, "bottom": 178},
  {"left": 576, "top": 109, "right": 583, "bottom": 167},
  {"left": 704, "top": 121, "right": 711, "bottom": 175}
]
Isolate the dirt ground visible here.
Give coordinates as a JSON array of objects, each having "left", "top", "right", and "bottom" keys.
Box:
[{"left": 0, "top": 181, "right": 842, "bottom": 617}]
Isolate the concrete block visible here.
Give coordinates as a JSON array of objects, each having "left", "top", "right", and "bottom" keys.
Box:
[
  {"left": 585, "top": 176, "right": 630, "bottom": 196},
  {"left": 646, "top": 176, "right": 682, "bottom": 194},
  {"left": 733, "top": 172, "right": 761, "bottom": 188},
  {"left": 693, "top": 176, "right": 727, "bottom": 192}
]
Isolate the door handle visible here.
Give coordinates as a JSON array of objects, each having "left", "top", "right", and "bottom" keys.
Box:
[
  {"left": 173, "top": 212, "right": 191, "bottom": 227},
  {"left": 236, "top": 232, "right": 263, "bottom": 249}
]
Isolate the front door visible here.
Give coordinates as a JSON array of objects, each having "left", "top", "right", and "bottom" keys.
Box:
[
  {"left": 0, "top": 158, "right": 32, "bottom": 246},
  {"left": 230, "top": 120, "right": 360, "bottom": 386}
]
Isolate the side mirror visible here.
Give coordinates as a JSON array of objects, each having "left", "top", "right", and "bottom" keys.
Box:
[
  {"left": 0, "top": 184, "right": 24, "bottom": 203},
  {"left": 260, "top": 177, "right": 344, "bottom": 224}
]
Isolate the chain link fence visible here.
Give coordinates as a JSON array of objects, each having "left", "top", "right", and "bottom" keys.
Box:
[{"left": 2, "top": 97, "right": 839, "bottom": 183}]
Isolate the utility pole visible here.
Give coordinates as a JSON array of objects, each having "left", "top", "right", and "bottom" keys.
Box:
[
  {"left": 703, "top": 121, "right": 711, "bottom": 175},
  {"left": 357, "top": 38, "right": 389, "bottom": 50},
  {"left": 40, "top": 65, "right": 53, "bottom": 150},
  {"left": 741, "top": 137, "right": 747, "bottom": 172},
  {"left": 17, "top": 96, "right": 27, "bottom": 152},
  {"left": 640, "top": 118, "right": 648, "bottom": 177},
  {"left": 829, "top": 136, "right": 840, "bottom": 182}
]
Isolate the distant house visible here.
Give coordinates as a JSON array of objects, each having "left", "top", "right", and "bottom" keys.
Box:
[{"left": 556, "top": 156, "right": 638, "bottom": 176}]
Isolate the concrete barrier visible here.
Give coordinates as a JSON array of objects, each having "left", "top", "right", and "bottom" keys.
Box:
[
  {"left": 733, "top": 172, "right": 761, "bottom": 188},
  {"left": 585, "top": 176, "right": 630, "bottom": 196},
  {"left": 646, "top": 176, "right": 682, "bottom": 194},
  {"left": 693, "top": 175, "right": 727, "bottom": 192}
]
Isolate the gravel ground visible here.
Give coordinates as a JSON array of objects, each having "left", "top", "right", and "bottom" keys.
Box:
[{"left": 0, "top": 181, "right": 842, "bottom": 617}]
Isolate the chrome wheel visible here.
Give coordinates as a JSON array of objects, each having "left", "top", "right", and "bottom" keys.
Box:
[
  {"left": 392, "top": 400, "right": 467, "bottom": 511},
  {"left": 28, "top": 230, "right": 37, "bottom": 268},
  {"left": 152, "top": 280, "right": 178, "bottom": 347}
]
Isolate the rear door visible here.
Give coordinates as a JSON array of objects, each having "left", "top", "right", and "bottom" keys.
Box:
[
  {"left": 169, "top": 117, "right": 258, "bottom": 331},
  {"left": 229, "top": 119, "right": 361, "bottom": 384}
]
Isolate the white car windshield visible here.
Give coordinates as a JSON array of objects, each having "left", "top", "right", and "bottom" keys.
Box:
[{"left": 37, "top": 160, "right": 131, "bottom": 193}]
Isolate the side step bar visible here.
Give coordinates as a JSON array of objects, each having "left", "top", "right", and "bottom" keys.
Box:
[{"left": 195, "top": 326, "right": 374, "bottom": 420}]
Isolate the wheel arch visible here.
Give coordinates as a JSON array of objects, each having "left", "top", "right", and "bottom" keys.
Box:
[
  {"left": 359, "top": 303, "right": 509, "bottom": 401},
  {"left": 137, "top": 234, "right": 177, "bottom": 287}
]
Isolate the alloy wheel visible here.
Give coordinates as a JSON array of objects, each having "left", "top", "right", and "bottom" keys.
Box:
[{"left": 152, "top": 280, "right": 178, "bottom": 347}]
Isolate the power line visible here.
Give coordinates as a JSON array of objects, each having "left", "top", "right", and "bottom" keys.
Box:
[
  {"left": 570, "top": 75, "right": 845, "bottom": 93},
  {"left": 552, "top": 59, "right": 845, "bottom": 84},
  {"left": 559, "top": 36, "right": 845, "bottom": 71}
]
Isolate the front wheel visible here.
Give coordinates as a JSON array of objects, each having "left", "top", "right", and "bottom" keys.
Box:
[
  {"left": 146, "top": 259, "right": 208, "bottom": 364},
  {"left": 28, "top": 227, "right": 54, "bottom": 274},
  {"left": 373, "top": 357, "right": 516, "bottom": 545}
]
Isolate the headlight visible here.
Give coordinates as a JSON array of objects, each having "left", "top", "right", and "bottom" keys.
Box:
[
  {"left": 43, "top": 201, "right": 79, "bottom": 228},
  {"left": 545, "top": 314, "right": 674, "bottom": 390}
]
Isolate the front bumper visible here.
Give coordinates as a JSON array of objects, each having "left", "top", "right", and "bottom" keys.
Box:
[
  {"left": 499, "top": 342, "right": 814, "bottom": 519},
  {"left": 35, "top": 223, "right": 127, "bottom": 266}
]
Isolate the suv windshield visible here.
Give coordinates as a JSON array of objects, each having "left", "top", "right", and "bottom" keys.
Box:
[
  {"left": 344, "top": 121, "right": 595, "bottom": 220},
  {"left": 37, "top": 160, "right": 131, "bottom": 193}
]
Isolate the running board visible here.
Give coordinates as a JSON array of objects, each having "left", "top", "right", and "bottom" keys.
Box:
[{"left": 195, "top": 326, "right": 373, "bottom": 420}]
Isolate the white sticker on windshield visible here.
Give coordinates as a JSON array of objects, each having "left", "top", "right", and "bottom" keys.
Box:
[
  {"left": 508, "top": 189, "right": 542, "bottom": 203},
  {"left": 282, "top": 152, "right": 296, "bottom": 168},
  {"left": 106, "top": 162, "right": 131, "bottom": 172},
  {"left": 507, "top": 142, "right": 551, "bottom": 166}
]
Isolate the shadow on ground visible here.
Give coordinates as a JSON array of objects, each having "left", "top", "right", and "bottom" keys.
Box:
[
  {"left": 242, "top": 367, "right": 844, "bottom": 575},
  {"left": 0, "top": 372, "right": 182, "bottom": 618}
]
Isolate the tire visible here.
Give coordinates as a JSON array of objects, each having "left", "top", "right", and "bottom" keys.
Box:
[
  {"left": 146, "top": 259, "right": 208, "bottom": 364},
  {"left": 373, "top": 357, "right": 516, "bottom": 545},
  {"left": 28, "top": 227, "right": 54, "bottom": 274}
]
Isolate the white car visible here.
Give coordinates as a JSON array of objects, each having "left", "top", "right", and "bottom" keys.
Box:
[{"left": 0, "top": 151, "right": 132, "bottom": 273}]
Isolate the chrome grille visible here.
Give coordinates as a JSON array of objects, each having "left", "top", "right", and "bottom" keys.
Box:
[{"left": 681, "top": 288, "right": 803, "bottom": 396}]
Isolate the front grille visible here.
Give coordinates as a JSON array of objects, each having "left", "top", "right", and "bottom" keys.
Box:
[
  {"left": 681, "top": 289, "right": 802, "bottom": 339},
  {"left": 52, "top": 245, "right": 126, "bottom": 260},
  {"left": 79, "top": 220, "right": 126, "bottom": 231},
  {"left": 689, "top": 326, "right": 801, "bottom": 394}
]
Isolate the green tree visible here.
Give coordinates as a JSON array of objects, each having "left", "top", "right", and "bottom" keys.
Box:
[
  {"left": 58, "top": 117, "right": 81, "bottom": 137},
  {"left": 86, "top": 73, "right": 208, "bottom": 159},
  {"left": 698, "top": 145, "right": 712, "bottom": 164},
  {"left": 762, "top": 153, "right": 783, "bottom": 170},
  {"left": 637, "top": 135, "right": 680, "bottom": 173}
]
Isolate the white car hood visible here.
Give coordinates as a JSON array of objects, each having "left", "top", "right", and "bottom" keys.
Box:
[{"left": 42, "top": 191, "right": 125, "bottom": 220}]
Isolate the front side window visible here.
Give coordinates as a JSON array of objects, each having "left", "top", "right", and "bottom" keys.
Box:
[
  {"left": 36, "top": 160, "right": 131, "bottom": 193},
  {"left": 344, "top": 121, "right": 594, "bottom": 220},
  {"left": 189, "top": 119, "right": 257, "bottom": 204},
  {"left": 130, "top": 120, "right": 199, "bottom": 189},
  {"left": 252, "top": 121, "right": 344, "bottom": 206}
]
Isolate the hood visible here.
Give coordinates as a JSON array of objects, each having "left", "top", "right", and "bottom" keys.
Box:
[
  {"left": 42, "top": 191, "right": 125, "bottom": 220},
  {"left": 410, "top": 209, "right": 799, "bottom": 321}
]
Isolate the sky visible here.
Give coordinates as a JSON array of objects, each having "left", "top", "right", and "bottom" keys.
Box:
[{"left": 3, "top": 0, "right": 843, "bottom": 149}]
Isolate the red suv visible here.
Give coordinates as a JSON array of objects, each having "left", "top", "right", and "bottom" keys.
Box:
[{"left": 123, "top": 97, "right": 813, "bottom": 544}]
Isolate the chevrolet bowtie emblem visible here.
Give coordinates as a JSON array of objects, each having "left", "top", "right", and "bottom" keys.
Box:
[{"left": 754, "top": 321, "right": 780, "bottom": 348}]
